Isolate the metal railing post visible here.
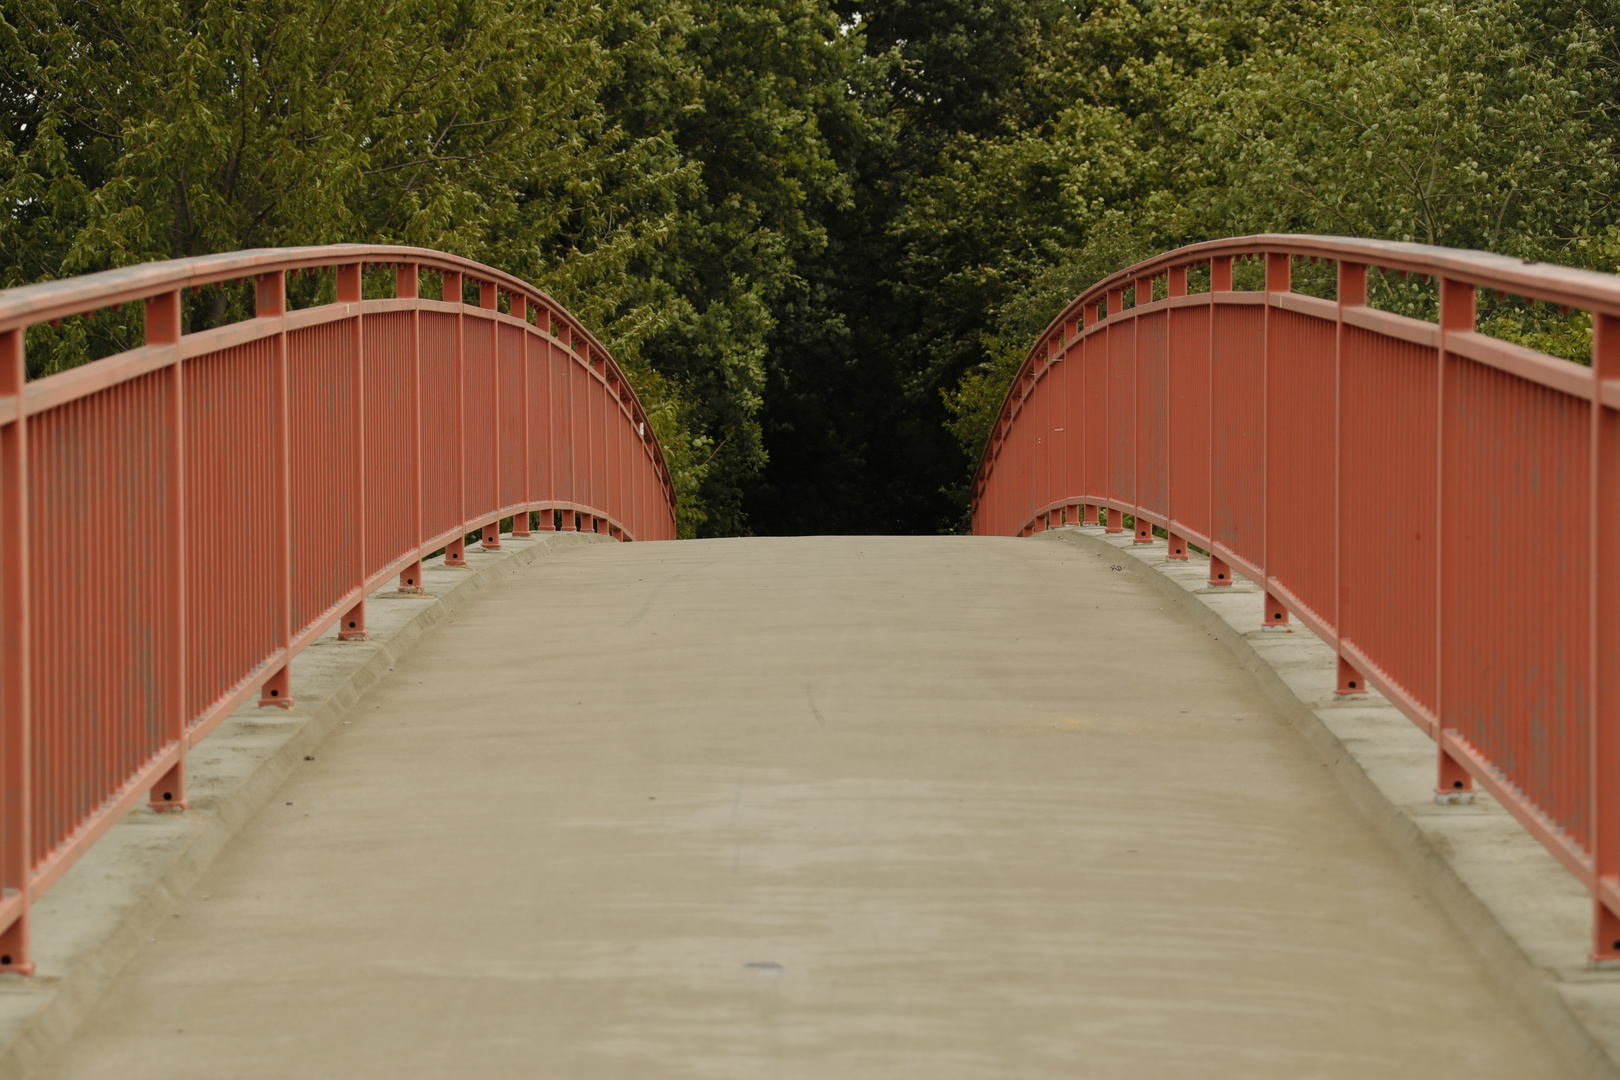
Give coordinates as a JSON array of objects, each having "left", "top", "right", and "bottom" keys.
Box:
[
  {"left": 443, "top": 270, "right": 468, "bottom": 567},
  {"left": 1166, "top": 265, "right": 1189, "bottom": 558},
  {"left": 256, "top": 271, "right": 294, "bottom": 708},
  {"left": 396, "top": 263, "right": 426, "bottom": 593},
  {"left": 1208, "top": 256, "right": 1234, "bottom": 586},
  {"left": 147, "top": 290, "right": 188, "bottom": 807},
  {"left": 1134, "top": 273, "right": 1153, "bottom": 544},
  {"left": 0, "top": 327, "right": 33, "bottom": 973},
  {"left": 1062, "top": 316, "right": 1078, "bottom": 526},
  {"left": 1105, "top": 288, "right": 1124, "bottom": 533},
  {"left": 1591, "top": 311, "right": 1620, "bottom": 965},
  {"left": 1435, "top": 276, "right": 1476, "bottom": 800},
  {"left": 1334, "top": 263, "right": 1368, "bottom": 694},
  {"left": 1078, "top": 300, "right": 1095, "bottom": 527},
  {"left": 337, "top": 263, "right": 368, "bottom": 639},
  {"left": 481, "top": 281, "right": 501, "bottom": 550},
  {"left": 1261, "top": 252, "right": 1291, "bottom": 628},
  {"left": 537, "top": 308, "right": 556, "bottom": 532},
  {"left": 513, "top": 293, "right": 532, "bottom": 538}
]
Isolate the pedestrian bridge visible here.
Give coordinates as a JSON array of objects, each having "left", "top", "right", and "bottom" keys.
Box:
[{"left": 1, "top": 238, "right": 1618, "bottom": 1077}]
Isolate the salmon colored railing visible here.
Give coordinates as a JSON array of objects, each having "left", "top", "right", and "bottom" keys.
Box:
[
  {"left": 973, "top": 235, "right": 1620, "bottom": 964},
  {"left": 0, "top": 246, "right": 677, "bottom": 971}
]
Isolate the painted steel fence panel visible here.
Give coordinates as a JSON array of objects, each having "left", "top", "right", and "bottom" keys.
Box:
[
  {"left": 363, "top": 311, "right": 418, "bottom": 571},
  {"left": 0, "top": 245, "right": 677, "bottom": 971},
  {"left": 1211, "top": 301, "right": 1265, "bottom": 571},
  {"left": 1265, "top": 305, "right": 1337, "bottom": 628},
  {"left": 1339, "top": 326, "right": 1438, "bottom": 714},
  {"left": 1443, "top": 361, "right": 1591, "bottom": 847},
  {"left": 500, "top": 323, "right": 525, "bottom": 513},
  {"left": 462, "top": 317, "right": 497, "bottom": 525},
  {"left": 1083, "top": 332, "right": 1108, "bottom": 520},
  {"left": 971, "top": 234, "right": 1620, "bottom": 964},
  {"left": 289, "top": 321, "right": 359, "bottom": 635},
  {"left": 529, "top": 334, "right": 552, "bottom": 511},
  {"left": 27, "top": 374, "right": 175, "bottom": 867},
  {"left": 1109, "top": 316, "right": 1136, "bottom": 510},
  {"left": 1137, "top": 307, "right": 1170, "bottom": 527},
  {"left": 421, "top": 312, "right": 462, "bottom": 543},
  {"left": 184, "top": 343, "right": 278, "bottom": 722},
  {"left": 1167, "top": 302, "right": 1212, "bottom": 545}
]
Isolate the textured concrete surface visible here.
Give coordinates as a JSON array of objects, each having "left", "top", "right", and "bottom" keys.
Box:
[
  {"left": 0, "top": 530, "right": 608, "bottom": 1080},
  {"left": 31, "top": 534, "right": 1580, "bottom": 1078},
  {"left": 1042, "top": 525, "right": 1620, "bottom": 1078}
]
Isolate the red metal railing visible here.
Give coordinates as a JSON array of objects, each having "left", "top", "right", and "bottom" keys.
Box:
[
  {"left": 973, "top": 234, "right": 1620, "bottom": 964},
  {"left": 0, "top": 246, "right": 677, "bottom": 972}
]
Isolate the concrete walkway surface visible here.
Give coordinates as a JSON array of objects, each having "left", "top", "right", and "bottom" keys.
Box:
[{"left": 38, "top": 535, "right": 1570, "bottom": 1078}]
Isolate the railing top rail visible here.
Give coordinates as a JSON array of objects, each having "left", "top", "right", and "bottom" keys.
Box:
[
  {"left": 1, "top": 243, "right": 581, "bottom": 342},
  {"left": 0, "top": 243, "right": 672, "bottom": 484},
  {"left": 977, "top": 232, "right": 1620, "bottom": 486}
]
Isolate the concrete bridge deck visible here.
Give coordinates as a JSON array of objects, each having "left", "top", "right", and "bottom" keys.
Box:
[{"left": 37, "top": 535, "right": 1567, "bottom": 1078}]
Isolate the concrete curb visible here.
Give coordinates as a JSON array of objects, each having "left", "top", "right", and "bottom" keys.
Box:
[
  {"left": 0, "top": 530, "right": 610, "bottom": 1080},
  {"left": 1041, "top": 525, "right": 1620, "bottom": 1079}
]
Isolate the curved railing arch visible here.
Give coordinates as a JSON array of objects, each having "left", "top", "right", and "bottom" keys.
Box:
[
  {"left": 0, "top": 246, "right": 677, "bottom": 971},
  {"left": 973, "top": 234, "right": 1620, "bottom": 963}
]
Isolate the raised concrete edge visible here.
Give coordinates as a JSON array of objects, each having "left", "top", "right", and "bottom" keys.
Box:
[
  {"left": 1040, "top": 525, "right": 1620, "bottom": 1079},
  {"left": 0, "top": 529, "right": 612, "bottom": 1080}
]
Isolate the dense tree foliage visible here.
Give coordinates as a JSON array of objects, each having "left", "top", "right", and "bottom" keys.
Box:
[{"left": 4, "top": 0, "right": 1616, "bottom": 534}]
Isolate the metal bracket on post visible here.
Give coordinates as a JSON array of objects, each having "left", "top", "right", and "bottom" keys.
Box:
[
  {"left": 445, "top": 536, "right": 468, "bottom": 567},
  {"left": 1334, "top": 654, "right": 1367, "bottom": 698},
  {"left": 1435, "top": 742, "right": 1476, "bottom": 805},
  {"left": 258, "top": 663, "right": 293, "bottom": 709},
  {"left": 1167, "top": 532, "right": 1188, "bottom": 560},
  {"left": 481, "top": 522, "right": 502, "bottom": 550},
  {"left": 398, "top": 559, "right": 425, "bottom": 594},
  {"left": 1134, "top": 516, "right": 1153, "bottom": 544},
  {"left": 1105, "top": 507, "right": 1124, "bottom": 534},
  {"left": 1083, "top": 504, "right": 1099, "bottom": 526},
  {"left": 1208, "top": 554, "right": 1234, "bottom": 586},
  {"left": 338, "top": 597, "right": 367, "bottom": 641},
  {"left": 150, "top": 759, "right": 187, "bottom": 813},
  {"left": 1262, "top": 591, "right": 1292, "bottom": 631}
]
